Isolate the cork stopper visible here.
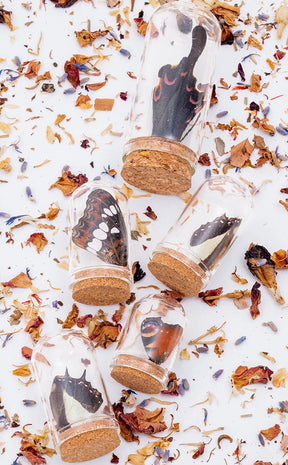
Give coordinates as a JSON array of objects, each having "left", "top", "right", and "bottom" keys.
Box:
[
  {"left": 148, "top": 251, "right": 205, "bottom": 297},
  {"left": 121, "top": 137, "right": 195, "bottom": 195},
  {"left": 111, "top": 354, "right": 165, "bottom": 394},
  {"left": 72, "top": 276, "right": 131, "bottom": 306},
  {"left": 59, "top": 420, "right": 120, "bottom": 463}
]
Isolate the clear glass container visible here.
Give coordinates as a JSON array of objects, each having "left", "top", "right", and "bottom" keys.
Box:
[
  {"left": 121, "top": 1, "right": 221, "bottom": 195},
  {"left": 148, "top": 176, "right": 253, "bottom": 296},
  {"left": 31, "top": 331, "right": 120, "bottom": 463},
  {"left": 110, "top": 294, "right": 187, "bottom": 394},
  {"left": 69, "top": 182, "right": 132, "bottom": 305}
]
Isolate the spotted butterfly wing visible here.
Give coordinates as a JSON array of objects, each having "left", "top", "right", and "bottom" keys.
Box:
[
  {"left": 152, "top": 25, "right": 207, "bottom": 142},
  {"left": 141, "top": 317, "right": 183, "bottom": 365},
  {"left": 72, "top": 188, "right": 128, "bottom": 266},
  {"left": 50, "top": 369, "right": 103, "bottom": 429},
  {"left": 190, "top": 214, "right": 242, "bottom": 269}
]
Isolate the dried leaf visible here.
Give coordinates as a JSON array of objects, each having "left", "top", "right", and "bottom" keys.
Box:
[
  {"left": 26, "top": 233, "right": 48, "bottom": 253},
  {"left": 88, "top": 319, "right": 121, "bottom": 348},
  {"left": 230, "top": 138, "right": 254, "bottom": 168},
  {"left": 120, "top": 406, "right": 167, "bottom": 434},
  {"left": 198, "top": 287, "right": 223, "bottom": 306},
  {"left": 75, "top": 29, "right": 108, "bottom": 47},
  {"left": 272, "top": 368, "right": 288, "bottom": 387},
  {"left": 94, "top": 98, "right": 114, "bottom": 111},
  {"left": 245, "top": 243, "right": 285, "bottom": 305},
  {"left": 260, "top": 424, "right": 281, "bottom": 441},
  {"left": 250, "top": 282, "right": 261, "bottom": 320},
  {"left": 62, "top": 303, "right": 79, "bottom": 329},
  {"left": 272, "top": 249, "right": 288, "bottom": 269},
  {"left": 232, "top": 365, "right": 273, "bottom": 390},
  {"left": 2, "top": 272, "right": 32, "bottom": 288},
  {"left": 49, "top": 170, "right": 88, "bottom": 196}
]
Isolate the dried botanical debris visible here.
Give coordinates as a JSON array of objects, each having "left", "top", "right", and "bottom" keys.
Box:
[
  {"left": 275, "top": 3, "right": 288, "bottom": 38},
  {"left": 249, "top": 282, "right": 261, "bottom": 320},
  {"left": 49, "top": 170, "right": 88, "bottom": 196},
  {"left": 230, "top": 138, "right": 254, "bottom": 168},
  {"left": 260, "top": 424, "right": 281, "bottom": 441},
  {"left": 232, "top": 365, "right": 273, "bottom": 390},
  {"left": 13, "top": 424, "right": 56, "bottom": 464},
  {"left": 245, "top": 244, "right": 285, "bottom": 305},
  {"left": 88, "top": 316, "right": 121, "bottom": 348},
  {"left": 272, "top": 249, "right": 288, "bottom": 269}
]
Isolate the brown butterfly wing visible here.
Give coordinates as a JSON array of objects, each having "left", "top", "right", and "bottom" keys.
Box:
[{"left": 141, "top": 317, "right": 183, "bottom": 364}]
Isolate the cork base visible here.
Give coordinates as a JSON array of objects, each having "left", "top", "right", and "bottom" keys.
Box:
[
  {"left": 122, "top": 137, "right": 195, "bottom": 195},
  {"left": 148, "top": 252, "right": 204, "bottom": 297},
  {"left": 111, "top": 354, "right": 165, "bottom": 394},
  {"left": 72, "top": 277, "right": 131, "bottom": 306},
  {"left": 59, "top": 421, "right": 120, "bottom": 463}
]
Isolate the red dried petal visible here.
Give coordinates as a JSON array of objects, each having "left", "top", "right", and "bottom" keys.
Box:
[
  {"left": 21, "top": 346, "right": 33, "bottom": 360},
  {"left": 250, "top": 282, "right": 261, "bottom": 319},
  {"left": 232, "top": 365, "right": 273, "bottom": 390},
  {"left": 64, "top": 60, "right": 80, "bottom": 88},
  {"left": 21, "top": 448, "right": 46, "bottom": 465},
  {"left": 260, "top": 424, "right": 281, "bottom": 441},
  {"left": 198, "top": 287, "right": 223, "bottom": 306},
  {"left": 192, "top": 443, "right": 205, "bottom": 459}
]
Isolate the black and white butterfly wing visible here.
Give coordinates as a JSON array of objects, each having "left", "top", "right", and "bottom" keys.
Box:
[
  {"left": 190, "top": 214, "right": 242, "bottom": 269},
  {"left": 72, "top": 188, "right": 128, "bottom": 266},
  {"left": 50, "top": 369, "right": 103, "bottom": 430}
]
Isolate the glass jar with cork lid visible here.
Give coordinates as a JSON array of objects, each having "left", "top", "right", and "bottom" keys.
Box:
[
  {"left": 69, "top": 182, "right": 132, "bottom": 306},
  {"left": 148, "top": 175, "right": 253, "bottom": 296},
  {"left": 121, "top": 1, "right": 221, "bottom": 195},
  {"left": 32, "top": 330, "right": 121, "bottom": 463},
  {"left": 110, "top": 293, "right": 187, "bottom": 394}
]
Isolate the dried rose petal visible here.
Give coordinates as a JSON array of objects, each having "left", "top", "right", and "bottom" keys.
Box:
[
  {"left": 21, "top": 346, "right": 33, "bottom": 360},
  {"left": 26, "top": 233, "right": 48, "bottom": 253},
  {"left": 272, "top": 249, "right": 288, "bottom": 269},
  {"left": 272, "top": 368, "right": 288, "bottom": 388},
  {"left": 2, "top": 272, "right": 32, "bottom": 288},
  {"left": 112, "top": 304, "right": 125, "bottom": 324},
  {"left": 198, "top": 153, "right": 211, "bottom": 166},
  {"left": 64, "top": 60, "right": 80, "bottom": 88},
  {"left": 75, "top": 29, "right": 108, "bottom": 47},
  {"left": 249, "top": 282, "right": 261, "bottom": 320},
  {"left": 260, "top": 424, "right": 281, "bottom": 441},
  {"left": 230, "top": 138, "right": 254, "bottom": 168},
  {"left": 112, "top": 402, "right": 139, "bottom": 443},
  {"left": 76, "top": 314, "right": 93, "bottom": 328},
  {"left": 120, "top": 406, "right": 167, "bottom": 434},
  {"left": 198, "top": 287, "right": 223, "bottom": 306},
  {"left": 49, "top": 170, "right": 88, "bottom": 196},
  {"left": 62, "top": 304, "right": 79, "bottom": 329},
  {"left": 232, "top": 365, "right": 273, "bottom": 390},
  {"left": 143, "top": 206, "right": 157, "bottom": 221},
  {"left": 192, "top": 443, "right": 205, "bottom": 459},
  {"left": 245, "top": 243, "right": 285, "bottom": 305},
  {"left": 88, "top": 319, "right": 121, "bottom": 348}
]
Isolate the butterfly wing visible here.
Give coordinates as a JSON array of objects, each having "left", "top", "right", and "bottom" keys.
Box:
[
  {"left": 190, "top": 214, "right": 242, "bottom": 269},
  {"left": 152, "top": 25, "right": 207, "bottom": 141},
  {"left": 72, "top": 188, "right": 128, "bottom": 266},
  {"left": 50, "top": 369, "right": 103, "bottom": 430},
  {"left": 141, "top": 317, "right": 183, "bottom": 365}
]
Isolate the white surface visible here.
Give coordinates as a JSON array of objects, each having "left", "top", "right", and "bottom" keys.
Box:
[{"left": 1, "top": 0, "right": 288, "bottom": 464}]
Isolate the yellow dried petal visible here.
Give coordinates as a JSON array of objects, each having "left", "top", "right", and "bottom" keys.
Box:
[
  {"left": 126, "top": 454, "right": 145, "bottom": 465},
  {"left": 46, "top": 125, "right": 55, "bottom": 143},
  {"left": 122, "top": 183, "right": 133, "bottom": 199},
  {"left": 180, "top": 348, "right": 191, "bottom": 360},
  {"left": 272, "top": 368, "right": 288, "bottom": 387},
  {"left": 0, "top": 122, "right": 11, "bottom": 135},
  {"left": 13, "top": 364, "right": 31, "bottom": 377}
]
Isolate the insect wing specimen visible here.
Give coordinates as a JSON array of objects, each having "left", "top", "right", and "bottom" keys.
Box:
[
  {"left": 72, "top": 188, "right": 128, "bottom": 266},
  {"left": 141, "top": 317, "right": 183, "bottom": 364},
  {"left": 50, "top": 369, "right": 103, "bottom": 429},
  {"left": 190, "top": 214, "right": 242, "bottom": 268},
  {"left": 152, "top": 25, "right": 207, "bottom": 141}
]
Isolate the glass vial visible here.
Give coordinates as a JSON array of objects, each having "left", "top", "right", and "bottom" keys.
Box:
[
  {"left": 121, "top": 1, "right": 221, "bottom": 195},
  {"left": 111, "top": 294, "right": 186, "bottom": 394},
  {"left": 69, "top": 182, "right": 132, "bottom": 306},
  {"left": 31, "top": 331, "right": 120, "bottom": 463},
  {"left": 148, "top": 176, "right": 253, "bottom": 296}
]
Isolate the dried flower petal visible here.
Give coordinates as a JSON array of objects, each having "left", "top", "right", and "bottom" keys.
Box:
[
  {"left": 198, "top": 287, "right": 223, "bottom": 306},
  {"left": 26, "top": 233, "right": 48, "bottom": 253},
  {"left": 249, "top": 282, "right": 261, "bottom": 320},
  {"left": 94, "top": 98, "right": 114, "bottom": 111},
  {"left": 272, "top": 368, "right": 288, "bottom": 388},
  {"left": 62, "top": 304, "right": 79, "bottom": 329},
  {"left": 232, "top": 365, "right": 273, "bottom": 390},
  {"left": 260, "top": 424, "right": 281, "bottom": 441},
  {"left": 2, "top": 272, "right": 32, "bottom": 288},
  {"left": 120, "top": 406, "right": 167, "bottom": 434},
  {"left": 245, "top": 243, "right": 285, "bottom": 305},
  {"left": 88, "top": 319, "right": 121, "bottom": 348},
  {"left": 230, "top": 138, "right": 254, "bottom": 168},
  {"left": 275, "top": 3, "right": 288, "bottom": 38},
  {"left": 272, "top": 249, "right": 288, "bottom": 269},
  {"left": 49, "top": 170, "right": 88, "bottom": 196},
  {"left": 75, "top": 29, "right": 108, "bottom": 47}
]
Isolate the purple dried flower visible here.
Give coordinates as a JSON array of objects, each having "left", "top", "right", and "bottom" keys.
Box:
[
  {"left": 212, "top": 369, "right": 224, "bottom": 379},
  {"left": 235, "top": 336, "right": 246, "bottom": 346}
]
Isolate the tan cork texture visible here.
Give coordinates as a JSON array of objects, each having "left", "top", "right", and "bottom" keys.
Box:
[
  {"left": 148, "top": 252, "right": 204, "bottom": 297},
  {"left": 111, "top": 354, "right": 165, "bottom": 394},
  {"left": 72, "top": 277, "right": 131, "bottom": 306},
  {"left": 121, "top": 149, "right": 193, "bottom": 195},
  {"left": 59, "top": 422, "right": 120, "bottom": 463}
]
